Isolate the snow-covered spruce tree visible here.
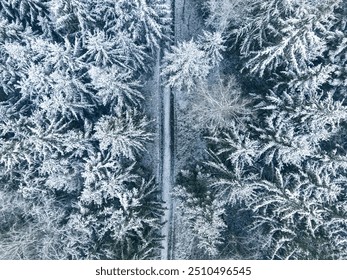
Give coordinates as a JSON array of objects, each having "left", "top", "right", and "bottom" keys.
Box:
[
  {"left": 174, "top": 166, "right": 226, "bottom": 259},
  {"left": 249, "top": 164, "right": 347, "bottom": 259},
  {"left": 253, "top": 89, "right": 347, "bottom": 259},
  {"left": 88, "top": 65, "right": 142, "bottom": 110},
  {"left": 162, "top": 40, "right": 212, "bottom": 92},
  {"left": 0, "top": 0, "right": 168, "bottom": 259},
  {"left": 233, "top": 0, "right": 342, "bottom": 84},
  {"left": 0, "top": 0, "right": 50, "bottom": 26},
  {"left": 204, "top": 84, "right": 347, "bottom": 259},
  {"left": 172, "top": 72, "right": 260, "bottom": 259},
  {"left": 203, "top": 0, "right": 252, "bottom": 32},
  {"left": 0, "top": 189, "right": 74, "bottom": 259},
  {"left": 78, "top": 152, "right": 164, "bottom": 259},
  {"left": 93, "top": 0, "right": 171, "bottom": 51},
  {"left": 328, "top": 4, "right": 347, "bottom": 89},
  {"left": 187, "top": 0, "right": 347, "bottom": 260},
  {"left": 162, "top": 32, "right": 225, "bottom": 92},
  {"left": 197, "top": 31, "right": 226, "bottom": 67},
  {"left": 49, "top": 0, "right": 170, "bottom": 51}
]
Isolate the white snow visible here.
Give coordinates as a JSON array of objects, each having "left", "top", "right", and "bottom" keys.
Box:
[
  {"left": 160, "top": 0, "right": 175, "bottom": 262},
  {"left": 160, "top": 0, "right": 203, "bottom": 259},
  {"left": 161, "top": 86, "right": 172, "bottom": 260}
]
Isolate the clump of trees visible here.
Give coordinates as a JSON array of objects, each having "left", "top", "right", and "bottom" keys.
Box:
[
  {"left": 2, "top": 0, "right": 347, "bottom": 260},
  {"left": 0, "top": 0, "right": 170, "bottom": 259},
  {"left": 163, "top": 0, "right": 347, "bottom": 259}
]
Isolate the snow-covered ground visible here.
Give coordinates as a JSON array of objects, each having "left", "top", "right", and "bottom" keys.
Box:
[
  {"left": 160, "top": 85, "right": 172, "bottom": 259},
  {"left": 159, "top": 0, "right": 175, "bottom": 260}
]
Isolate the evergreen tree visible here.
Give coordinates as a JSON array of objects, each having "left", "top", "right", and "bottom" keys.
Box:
[
  {"left": 0, "top": 0, "right": 167, "bottom": 260},
  {"left": 162, "top": 40, "right": 212, "bottom": 92}
]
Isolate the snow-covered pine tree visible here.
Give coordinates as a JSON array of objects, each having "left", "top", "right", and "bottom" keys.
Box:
[
  {"left": 49, "top": 0, "right": 95, "bottom": 37},
  {"left": 0, "top": 189, "right": 76, "bottom": 259},
  {"left": 174, "top": 166, "right": 226, "bottom": 259},
  {"left": 93, "top": 110, "right": 152, "bottom": 161},
  {"left": 162, "top": 39, "right": 212, "bottom": 92},
  {"left": 79, "top": 154, "right": 164, "bottom": 259},
  {"left": 93, "top": 0, "right": 171, "bottom": 51},
  {"left": 189, "top": 0, "right": 347, "bottom": 260},
  {"left": 233, "top": 0, "right": 342, "bottom": 82},
  {"left": 0, "top": 0, "right": 50, "bottom": 25},
  {"left": 0, "top": 0, "right": 167, "bottom": 260},
  {"left": 203, "top": 0, "right": 252, "bottom": 33},
  {"left": 204, "top": 83, "right": 347, "bottom": 259},
  {"left": 328, "top": 4, "right": 347, "bottom": 89},
  {"left": 197, "top": 31, "right": 226, "bottom": 67}
]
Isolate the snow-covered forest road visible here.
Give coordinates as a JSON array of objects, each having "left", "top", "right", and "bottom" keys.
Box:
[
  {"left": 160, "top": 0, "right": 197, "bottom": 260},
  {"left": 160, "top": 83, "right": 173, "bottom": 260},
  {"left": 1, "top": 0, "right": 347, "bottom": 262},
  {"left": 160, "top": 0, "right": 175, "bottom": 261}
]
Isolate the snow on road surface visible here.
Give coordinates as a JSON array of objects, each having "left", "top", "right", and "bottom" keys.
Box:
[
  {"left": 159, "top": 0, "right": 176, "bottom": 261},
  {"left": 161, "top": 85, "right": 173, "bottom": 260},
  {"left": 160, "top": 0, "right": 197, "bottom": 259}
]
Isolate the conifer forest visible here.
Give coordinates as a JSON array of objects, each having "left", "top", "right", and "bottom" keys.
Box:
[{"left": 1, "top": 0, "right": 347, "bottom": 260}]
